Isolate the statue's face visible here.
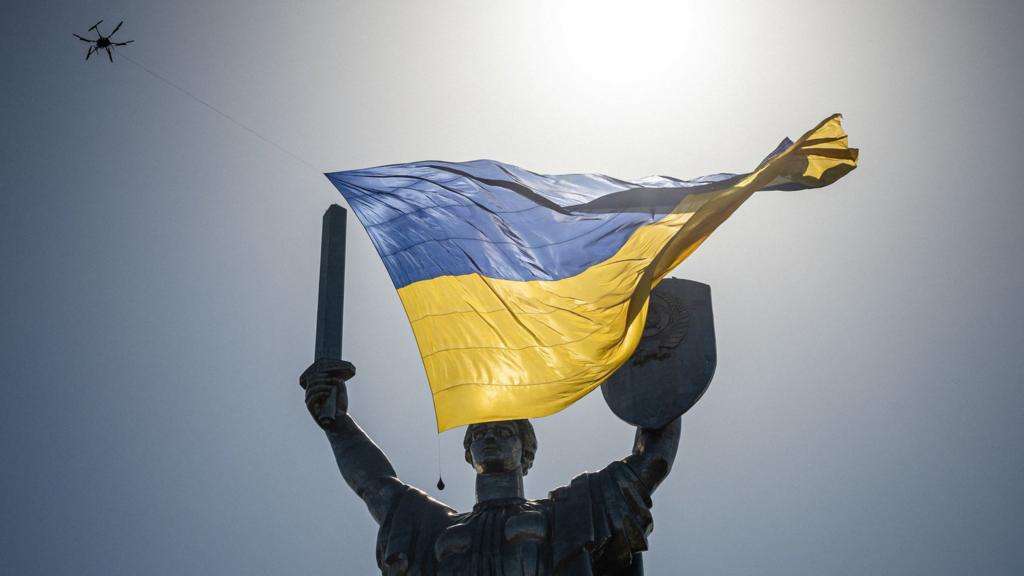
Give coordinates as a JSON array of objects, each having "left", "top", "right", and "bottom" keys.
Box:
[{"left": 467, "top": 422, "right": 523, "bottom": 475}]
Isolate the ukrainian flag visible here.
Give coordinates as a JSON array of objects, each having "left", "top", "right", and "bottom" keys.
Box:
[{"left": 327, "top": 115, "right": 857, "bottom": 431}]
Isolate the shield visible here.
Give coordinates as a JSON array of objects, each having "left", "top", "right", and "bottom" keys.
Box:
[{"left": 601, "top": 278, "right": 717, "bottom": 428}]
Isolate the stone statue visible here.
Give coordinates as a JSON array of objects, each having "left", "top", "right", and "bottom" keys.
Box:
[
  {"left": 302, "top": 358, "right": 680, "bottom": 576},
  {"left": 300, "top": 278, "right": 714, "bottom": 575}
]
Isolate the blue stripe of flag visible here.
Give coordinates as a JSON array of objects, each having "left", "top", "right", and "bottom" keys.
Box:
[{"left": 325, "top": 150, "right": 792, "bottom": 288}]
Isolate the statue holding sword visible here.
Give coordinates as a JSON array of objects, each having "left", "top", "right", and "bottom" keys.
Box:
[{"left": 300, "top": 205, "right": 714, "bottom": 576}]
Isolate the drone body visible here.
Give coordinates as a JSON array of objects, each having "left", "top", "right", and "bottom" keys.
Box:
[{"left": 74, "top": 20, "right": 133, "bottom": 62}]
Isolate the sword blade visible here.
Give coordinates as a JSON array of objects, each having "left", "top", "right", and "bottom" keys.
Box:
[{"left": 314, "top": 205, "right": 347, "bottom": 361}]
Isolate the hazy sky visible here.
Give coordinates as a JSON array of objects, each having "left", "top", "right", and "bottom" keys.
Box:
[{"left": 2, "top": 1, "right": 1022, "bottom": 574}]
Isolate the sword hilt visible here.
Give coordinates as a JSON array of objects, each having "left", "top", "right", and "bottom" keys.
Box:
[{"left": 300, "top": 358, "right": 355, "bottom": 430}]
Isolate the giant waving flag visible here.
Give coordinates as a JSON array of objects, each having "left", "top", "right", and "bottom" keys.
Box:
[{"left": 327, "top": 114, "right": 858, "bottom": 431}]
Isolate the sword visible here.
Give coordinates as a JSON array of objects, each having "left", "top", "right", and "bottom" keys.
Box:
[{"left": 309, "top": 204, "right": 348, "bottom": 429}]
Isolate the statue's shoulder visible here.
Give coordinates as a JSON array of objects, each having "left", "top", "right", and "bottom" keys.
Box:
[
  {"left": 383, "top": 484, "right": 460, "bottom": 530},
  {"left": 377, "top": 485, "right": 461, "bottom": 575},
  {"left": 548, "top": 460, "right": 646, "bottom": 502},
  {"left": 548, "top": 461, "right": 652, "bottom": 573},
  {"left": 399, "top": 485, "right": 456, "bottom": 514}
]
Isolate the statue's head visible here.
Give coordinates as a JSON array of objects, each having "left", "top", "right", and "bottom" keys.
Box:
[{"left": 463, "top": 419, "right": 537, "bottom": 476}]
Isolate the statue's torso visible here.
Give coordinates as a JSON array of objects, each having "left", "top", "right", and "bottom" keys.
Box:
[
  {"left": 377, "top": 462, "right": 651, "bottom": 576},
  {"left": 434, "top": 499, "right": 551, "bottom": 576}
]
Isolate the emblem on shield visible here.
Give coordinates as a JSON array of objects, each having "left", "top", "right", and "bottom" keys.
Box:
[{"left": 601, "top": 278, "right": 717, "bottom": 428}]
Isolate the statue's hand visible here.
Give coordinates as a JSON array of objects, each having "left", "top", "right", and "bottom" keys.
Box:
[{"left": 300, "top": 359, "right": 355, "bottom": 428}]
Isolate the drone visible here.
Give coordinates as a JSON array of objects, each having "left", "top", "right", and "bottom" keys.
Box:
[{"left": 74, "top": 20, "right": 133, "bottom": 62}]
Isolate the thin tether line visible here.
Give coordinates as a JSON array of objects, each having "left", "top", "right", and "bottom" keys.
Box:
[
  {"left": 118, "top": 51, "right": 322, "bottom": 174},
  {"left": 436, "top": 434, "right": 445, "bottom": 491}
]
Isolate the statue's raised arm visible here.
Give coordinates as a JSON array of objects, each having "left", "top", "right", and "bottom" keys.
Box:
[
  {"left": 301, "top": 359, "right": 406, "bottom": 525},
  {"left": 623, "top": 417, "right": 682, "bottom": 496}
]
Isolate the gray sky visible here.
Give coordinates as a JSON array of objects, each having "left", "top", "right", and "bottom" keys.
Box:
[{"left": 2, "top": 1, "right": 1022, "bottom": 574}]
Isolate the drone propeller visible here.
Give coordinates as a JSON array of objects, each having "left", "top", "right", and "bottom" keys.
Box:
[
  {"left": 88, "top": 20, "right": 103, "bottom": 32},
  {"left": 113, "top": 40, "right": 134, "bottom": 46},
  {"left": 73, "top": 33, "right": 91, "bottom": 42},
  {"left": 111, "top": 20, "right": 123, "bottom": 36}
]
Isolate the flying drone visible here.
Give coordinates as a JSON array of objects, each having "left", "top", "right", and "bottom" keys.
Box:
[{"left": 74, "top": 20, "right": 133, "bottom": 62}]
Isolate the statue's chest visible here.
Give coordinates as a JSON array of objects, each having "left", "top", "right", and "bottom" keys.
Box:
[{"left": 435, "top": 502, "right": 551, "bottom": 576}]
